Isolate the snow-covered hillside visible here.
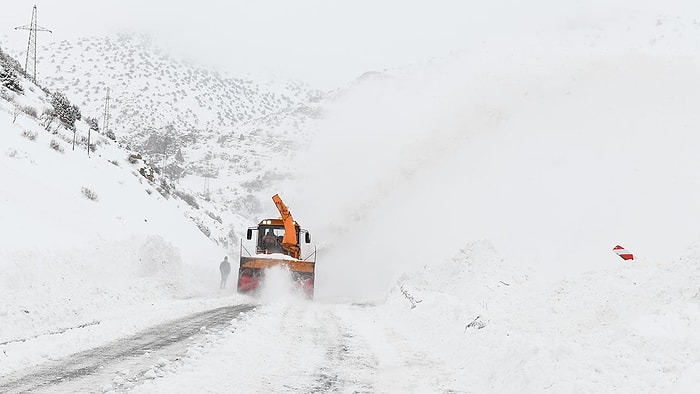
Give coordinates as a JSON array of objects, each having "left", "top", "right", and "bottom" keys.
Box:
[
  {"left": 1, "top": 34, "right": 320, "bottom": 136},
  {"left": 1, "top": 33, "right": 326, "bottom": 220},
  {"left": 0, "top": 57, "right": 256, "bottom": 377}
]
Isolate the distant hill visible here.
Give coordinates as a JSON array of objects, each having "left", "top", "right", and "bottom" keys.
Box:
[
  {"left": 37, "top": 34, "right": 320, "bottom": 136},
  {"left": 1, "top": 33, "right": 331, "bottom": 218},
  {"left": 1, "top": 42, "right": 275, "bottom": 252}
]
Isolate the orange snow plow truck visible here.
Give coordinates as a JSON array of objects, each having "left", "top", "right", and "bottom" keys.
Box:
[{"left": 237, "top": 194, "right": 316, "bottom": 298}]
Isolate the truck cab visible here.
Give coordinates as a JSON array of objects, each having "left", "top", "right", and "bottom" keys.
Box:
[
  {"left": 247, "top": 219, "right": 311, "bottom": 258},
  {"left": 238, "top": 195, "right": 316, "bottom": 298}
]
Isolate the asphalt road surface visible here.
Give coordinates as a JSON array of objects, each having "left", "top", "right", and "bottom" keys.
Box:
[{"left": 0, "top": 304, "right": 255, "bottom": 394}]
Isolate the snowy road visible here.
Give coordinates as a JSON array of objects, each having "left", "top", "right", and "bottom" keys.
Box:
[
  {"left": 0, "top": 298, "right": 463, "bottom": 393},
  {"left": 0, "top": 304, "right": 255, "bottom": 393},
  {"left": 132, "top": 299, "right": 464, "bottom": 394},
  {"left": 4, "top": 262, "right": 698, "bottom": 393},
  {"left": 1, "top": 298, "right": 463, "bottom": 393}
]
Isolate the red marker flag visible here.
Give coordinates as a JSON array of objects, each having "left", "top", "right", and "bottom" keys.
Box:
[{"left": 613, "top": 245, "right": 634, "bottom": 260}]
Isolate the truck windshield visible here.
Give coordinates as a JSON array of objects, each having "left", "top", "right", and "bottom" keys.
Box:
[{"left": 258, "top": 226, "right": 285, "bottom": 252}]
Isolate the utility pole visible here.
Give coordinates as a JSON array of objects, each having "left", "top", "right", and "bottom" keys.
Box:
[
  {"left": 87, "top": 120, "right": 95, "bottom": 157},
  {"left": 15, "top": 5, "right": 52, "bottom": 83},
  {"left": 162, "top": 142, "right": 167, "bottom": 170},
  {"left": 161, "top": 132, "right": 170, "bottom": 172},
  {"left": 102, "top": 88, "right": 110, "bottom": 137}
]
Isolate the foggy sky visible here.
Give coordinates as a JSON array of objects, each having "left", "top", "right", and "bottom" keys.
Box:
[{"left": 2, "top": 1, "right": 698, "bottom": 89}]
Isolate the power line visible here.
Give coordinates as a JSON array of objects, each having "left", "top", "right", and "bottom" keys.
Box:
[{"left": 14, "top": 5, "right": 52, "bottom": 84}]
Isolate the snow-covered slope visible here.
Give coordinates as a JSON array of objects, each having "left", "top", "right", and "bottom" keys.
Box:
[
  {"left": 1, "top": 34, "right": 320, "bottom": 137},
  {"left": 1, "top": 33, "right": 326, "bottom": 220},
  {"left": 380, "top": 240, "right": 700, "bottom": 392},
  {"left": 0, "top": 56, "right": 251, "bottom": 376}
]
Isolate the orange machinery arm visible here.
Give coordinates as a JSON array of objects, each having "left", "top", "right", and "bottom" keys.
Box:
[{"left": 272, "top": 194, "right": 300, "bottom": 258}]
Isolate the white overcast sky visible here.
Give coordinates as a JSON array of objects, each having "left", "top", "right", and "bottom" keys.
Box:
[{"left": 2, "top": 0, "right": 699, "bottom": 88}]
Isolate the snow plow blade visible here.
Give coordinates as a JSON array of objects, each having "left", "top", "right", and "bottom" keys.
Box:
[
  {"left": 239, "top": 256, "right": 314, "bottom": 273},
  {"left": 237, "top": 256, "right": 315, "bottom": 298}
]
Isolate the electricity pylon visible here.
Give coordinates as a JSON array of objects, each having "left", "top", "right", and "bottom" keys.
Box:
[{"left": 15, "top": 5, "right": 52, "bottom": 83}]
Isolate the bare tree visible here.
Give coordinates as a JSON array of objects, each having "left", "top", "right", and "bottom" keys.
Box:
[
  {"left": 85, "top": 117, "right": 99, "bottom": 157},
  {"left": 40, "top": 108, "right": 56, "bottom": 131},
  {"left": 12, "top": 105, "right": 20, "bottom": 123}
]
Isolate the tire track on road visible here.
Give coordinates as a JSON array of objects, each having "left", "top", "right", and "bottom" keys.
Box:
[{"left": 0, "top": 304, "right": 255, "bottom": 394}]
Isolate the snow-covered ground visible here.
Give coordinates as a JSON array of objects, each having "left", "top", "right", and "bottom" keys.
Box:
[
  {"left": 130, "top": 245, "right": 700, "bottom": 393},
  {"left": 2, "top": 2, "right": 700, "bottom": 393},
  {"left": 0, "top": 79, "right": 244, "bottom": 380}
]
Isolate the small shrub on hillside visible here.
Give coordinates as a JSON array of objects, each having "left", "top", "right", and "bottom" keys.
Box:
[
  {"left": 174, "top": 190, "right": 199, "bottom": 210},
  {"left": 128, "top": 153, "right": 142, "bottom": 164},
  {"left": 190, "top": 217, "right": 211, "bottom": 238},
  {"left": 159, "top": 179, "right": 172, "bottom": 196},
  {"left": 41, "top": 108, "right": 57, "bottom": 131},
  {"left": 0, "top": 65, "right": 23, "bottom": 93},
  {"left": 21, "top": 106, "right": 38, "bottom": 118},
  {"left": 218, "top": 236, "right": 229, "bottom": 249},
  {"left": 108, "top": 159, "right": 119, "bottom": 167},
  {"left": 139, "top": 166, "right": 154, "bottom": 182},
  {"left": 85, "top": 116, "right": 99, "bottom": 132},
  {"left": 51, "top": 91, "right": 81, "bottom": 130},
  {"left": 197, "top": 222, "right": 211, "bottom": 237},
  {"left": 206, "top": 211, "right": 223, "bottom": 224},
  {"left": 49, "top": 139, "right": 64, "bottom": 153},
  {"left": 228, "top": 228, "right": 238, "bottom": 245},
  {"left": 81, "top": 187, "right": 99, "bottom": 201},
  {"left": 0, "top": 88, "right": 14, "bottom": 102},
  {"left": 234, "top": 194, "right": 261, "bottom": 214},
  {"left": 21, "top": 130, "right": 37, "bottom": 141},
  {"left": 57, "top": 133, "right": 73, "bottom": 145}
]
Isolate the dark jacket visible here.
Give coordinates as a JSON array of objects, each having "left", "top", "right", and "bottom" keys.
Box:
[{"left": 220, "top": 259, "right": 231, "bottom": 275}]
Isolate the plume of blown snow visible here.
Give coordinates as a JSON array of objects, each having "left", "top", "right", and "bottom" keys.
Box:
[
  {"left": 257, "top": 265, "right": 309, "bottom": 304},
  {"left": 283, "top": 22, "right": 700, "bottom": 301}
]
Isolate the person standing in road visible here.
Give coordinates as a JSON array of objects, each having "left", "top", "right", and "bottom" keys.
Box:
[{"left": 219, "top": 256, "right": 231, "bottom": 289}]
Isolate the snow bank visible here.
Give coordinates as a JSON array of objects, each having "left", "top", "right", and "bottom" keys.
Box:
[{"left": 381, "top": 239, "right": 700, "bottom": 392}]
